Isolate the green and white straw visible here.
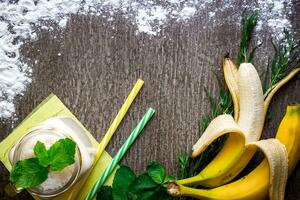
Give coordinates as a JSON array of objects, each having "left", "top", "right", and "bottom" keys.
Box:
[{"left": 85, "top": 108, "right": 155, "bottom": 200}]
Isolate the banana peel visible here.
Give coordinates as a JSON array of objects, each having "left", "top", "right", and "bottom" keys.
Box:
[
  {"left": 178, "top": 62, "right": 265, "bottom": 186},
  {"left": 223, "top": 56, "right": 239, "bottom": 121},
  {"left": 177, "top": 58, "right": 300, "bottom": 188},
  {"left": 168, "top": 105, "right": 300, "bottom": 200},
  {"left": 199, "top": 66, "right": 300, "bottom": 188}
]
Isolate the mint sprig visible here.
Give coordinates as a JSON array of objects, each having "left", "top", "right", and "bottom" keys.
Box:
[
  {"left": 97, "top": 162, "right": 173, "bottom": 200},
  {"left": 10, "top": 138, "right": 76, "bottom": 189}
]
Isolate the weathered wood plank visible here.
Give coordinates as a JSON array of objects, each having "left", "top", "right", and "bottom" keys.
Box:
[{"left": 0, "top": 2, "right": 299, "bottom": 199}]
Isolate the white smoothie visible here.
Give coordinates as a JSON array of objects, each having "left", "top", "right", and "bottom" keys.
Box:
[
  {"left": 15, "top": 131, "right": 78, "bottom": 193},
  {"left": 9, "top": 116, "right": 96, "bottom": 197}
]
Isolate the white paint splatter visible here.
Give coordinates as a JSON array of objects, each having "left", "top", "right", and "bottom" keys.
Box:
[{"left": 0, "top": 0, "right": 294, "bottom": 118}]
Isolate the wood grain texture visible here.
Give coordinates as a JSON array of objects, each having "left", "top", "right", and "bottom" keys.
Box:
[{"left": 0, "top": 1, "right": 300, "bottom": 199}]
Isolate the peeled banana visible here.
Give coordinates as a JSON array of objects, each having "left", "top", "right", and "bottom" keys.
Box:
[
  {"left": 201, "top": 66, "right": 300, "bottom": 188},
  {"left": 177, "top": 58, "right": 300, "bottom": 188},
  {"left": 200, "top": 66, "right": 300, "bottom": 188},
  {"left": 168, "top": 105, "right": 300, "bottom": 200},
  {"left": 178, "top": 62, "right": 265, "bottom": 186}
]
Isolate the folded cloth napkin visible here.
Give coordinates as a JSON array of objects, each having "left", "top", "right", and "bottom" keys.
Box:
[{"left": 0, "top": 94, "right": 115, "bottom": 200}]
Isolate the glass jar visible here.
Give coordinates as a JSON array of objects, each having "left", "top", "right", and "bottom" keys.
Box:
[{"left": 9, "top": 116, "right": 96, "bottom": 199}]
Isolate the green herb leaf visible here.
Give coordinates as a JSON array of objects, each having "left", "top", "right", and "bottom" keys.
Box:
[
  {"left": 134, "top": 189, "right": 157, "bottom": 200},
  {"left": 198, "top": 116, "right": 210, "bottom": 135},
  {"left": 146, "top": 161, "right": 166, "bottom": 184},
  {"left": 237, "top": 13, "right": 258, "bottom": 64},
  {"left": 129, "top": 183, "right": 165, "bottom": 200},
  {"left": 137, "top": 186, "right": 173, "bottom": 200},
  {"left": 96, "top": 186, "right": 113, "bottom": 200},
  {"left": 47, "top": 138, "right": 76, "bottom": 171},
  {"left": 178, "top": 152, "right": 189, "bottom": 179},
  {"left": 34, "top": 141, "right": 50, "bottom": 167},
  {"left": 10, "top": 158, "right": 48, "bottom": 189},
  {"left": 129, "top": 174, "right": 158, "bottom": 194},
  {"left": 268, "top": 29, "right": 299, "bottom": 91},
  {"left": 112, "top": 165, "right": 136, "bottom": 200}
]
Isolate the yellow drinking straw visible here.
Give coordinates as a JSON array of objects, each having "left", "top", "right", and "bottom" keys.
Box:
[
  {"left": 74, "top": 79, "right": 144, "bottom": 200},
  {"left": 95, "top": 79, "right": 144, "bottom": 161},
  {"left": 74, "top": 79, "right": 144, "bottom": 199}
]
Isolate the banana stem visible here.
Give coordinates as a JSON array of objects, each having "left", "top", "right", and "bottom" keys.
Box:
[
  {"left": 168, "top": 181, "right": 209, "bottom": 199},
  {"left": 167, "top": 182, "right": 181, "bottom": 197}
]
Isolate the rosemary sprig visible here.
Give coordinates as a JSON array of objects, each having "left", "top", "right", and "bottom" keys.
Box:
[
  {"left": 178, "top": 152, "right": 190, "bottom": 179},
  {"left": 263, "top": 29, "right": 300, "bottom": 95},
  {"left": 237, "top": 13, "right": 259, "bottom": 65},
  {"left": 199, "top": 88, "right": 233, "bottom": 134}
]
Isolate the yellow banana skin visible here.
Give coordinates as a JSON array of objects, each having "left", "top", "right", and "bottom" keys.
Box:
[
  {"left": 178, "top": 134, "right": 245, "bottom": 186},
  {"left": 168, "top": 105, "right": 300, "bottom": 200},
  {"left": 178, "top": 61, "right": 300, "bottom": 188},
  {"left": 199, "top": 67, "right": 300, "bottom": 188},
  {"left": 200, "top": 145, "right": 256, "bottom": 187},
  {"left": 178, "top": 62, "right": 265, "bottom": 187},
  {"left": 169, "top": 160, "right": 269, "bottom": 200}
]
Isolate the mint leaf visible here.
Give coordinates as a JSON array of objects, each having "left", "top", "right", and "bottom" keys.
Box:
[
  {"left": 112, "top": 165, "right": 136, "bottom": 200},
  {"left": 10, "top": 158, "right": 48, "bottom": 188},
  {"left": 146, "top": 162, "right": 166, "bottom": 184},
  {"left": 47, "top": 138, "right": 76, "bottom": 171},
  {"left": 130, "top": 185, "right": 170, "bottom": 200},
  {"left": 129, "top": 174, "right": 157, "bottom": 194},
  {"left": 134, "top": 189, "right": 158, "bottom": 200},
  {"left": 34, "top": 141, "right": 49, "bottom": 167},
  {"left": 96, "top": 186, "right": 113, "bottom": 200}
]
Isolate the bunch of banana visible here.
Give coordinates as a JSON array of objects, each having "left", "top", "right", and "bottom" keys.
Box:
[
  {"left": 177, "top": 58, "right": 300, "bottom": 188},
  {"left": 168, "top": 105, "right": 300, "bottom": 200},
  {"left": 168, "top": 57, "right": 300, "bottom": 200}
]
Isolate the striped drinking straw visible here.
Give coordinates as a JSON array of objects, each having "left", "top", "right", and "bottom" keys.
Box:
[{"left": 85, "top": 108, "right": 155, "bottom": 200}]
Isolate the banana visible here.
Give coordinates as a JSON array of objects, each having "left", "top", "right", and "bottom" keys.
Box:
[
  {"left": 197, "top": 67, "right": 300, "bottom": 188},
  {"left": 168, "top": 105, "right": 300, "bottom": 200},
  {"left": 178, "top": 60, "right": 300, "bottom": 188},
  {"left": 178, "top": 62, "right": 265, "bottom": 186}
]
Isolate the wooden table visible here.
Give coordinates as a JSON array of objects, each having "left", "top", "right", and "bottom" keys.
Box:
[{"left": 1, "top": 2, "right": 299, "bottom": 199}]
